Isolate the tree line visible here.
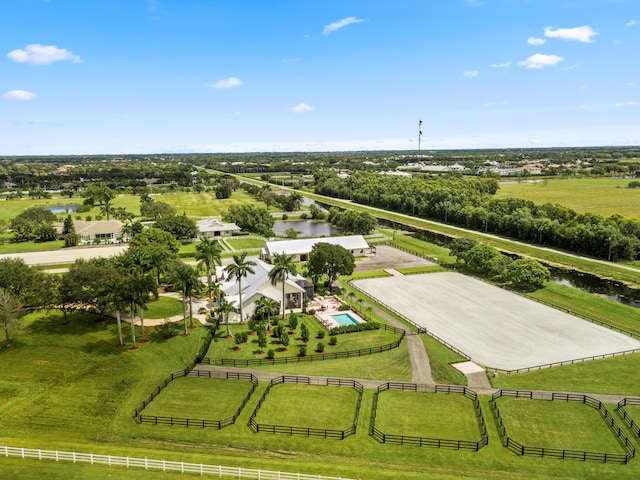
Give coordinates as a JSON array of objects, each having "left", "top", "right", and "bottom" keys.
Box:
[{"left": 314, "top": 171, "right": 640, "bottom": 261}]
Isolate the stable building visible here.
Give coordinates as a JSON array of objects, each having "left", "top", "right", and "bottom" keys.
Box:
[{"left": 261, "top": 235, "right": 373, "bottom": 263}]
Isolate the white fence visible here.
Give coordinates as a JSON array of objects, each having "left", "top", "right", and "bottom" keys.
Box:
[{"left": 1, "top": 445, "right": 357, "bottom": 480}]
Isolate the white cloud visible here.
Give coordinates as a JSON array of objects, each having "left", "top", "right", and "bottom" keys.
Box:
[
  {"left": 544, "top": 25, "right": 598, "bottom": 43},
  {"left": 3, "top": 89, "right": 37, "bottom": 100},
  {"left": 518, "top": 53, "right": 564, "bottom": 69},
  {"left": 206, "top": 77, "right": 242, "bottom": 90},
  {"left": 289, "top": 103, "right": 314, "bottom": 113},
  {"left": 616, "top": 101, "right": 638, "bottom": 107},
  {"left": 7, "top": 44, "right": 82, "bottom": 65},
  {"left": 626, "top": 20, "right": 638, "bottom": 27},
  {"left": 491, "top": 61, "right": 511, "bottom": 68},
  {"left": 527, "top": 37, "right": 546, "bottom": 46},
  {"left": 322, "top": 17, "right": 365, "bottom": 35},
  {"left": 464, "top": 70, "right": 479, "bottom": 78}
]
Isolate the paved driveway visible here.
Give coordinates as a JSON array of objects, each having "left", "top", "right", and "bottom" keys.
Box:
[{"left": 0, "top": 245, "right": 129, "bottom": 266}]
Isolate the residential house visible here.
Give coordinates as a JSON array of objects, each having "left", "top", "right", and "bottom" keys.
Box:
[
  {"left": 216, "top": 258, "right": 311, "bottom": 323},
  {"left": 196, "top": 217, "right": 241, "bottom": 238},
  {"left": 73, "top": 220, "right": 124, "bottom": 244}
]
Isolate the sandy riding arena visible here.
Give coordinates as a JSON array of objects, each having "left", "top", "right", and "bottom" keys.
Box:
[{"left": 353, "top": 272, "right": 640, "bottom": 371}]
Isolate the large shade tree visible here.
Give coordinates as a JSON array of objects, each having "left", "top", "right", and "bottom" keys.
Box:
[
  {"left": 268, "top": 253, "right": 298, "bottom": 320},
  {"left": 224, "top": 252, "right": 256, "bottom": 325},
  {"left": 307, "top": 243, "right": 355, "bottom": 290},
  {"left": 0, "top": 288, "right": 21, "bottom": 348}
]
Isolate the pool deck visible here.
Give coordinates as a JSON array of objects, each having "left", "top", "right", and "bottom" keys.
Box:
[{"left": 309, "top": 295, "right": 365, "bottom": 329}]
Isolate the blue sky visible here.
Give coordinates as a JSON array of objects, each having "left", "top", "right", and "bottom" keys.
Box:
[{"left": 1, "top": 0, "right": 639, "bottom": 155}]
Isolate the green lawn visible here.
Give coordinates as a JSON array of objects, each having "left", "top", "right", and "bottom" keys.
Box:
[
  {"left": 5, "top": 309, "right": 640, "bottom": 479},
  {"left": 0, "top": 240, "right": 65, "bottom": 254},
  {"left": 208, "top": 316, "right": 402, "bottom": 361},
  {"left": 226, "top": 236, "right": 266, "bottom": 250},
  {"left": 142, "top": 376, "right": 254, "bottom": 419},
  {"left": 496, "top": 397, "right": 627, "bottom": 453},
  {"left": 497, "top": 177, "right": 640, "bottom": 220},
  {"left": 527, "top": 282, "right": 640, "bottom": 337},
  {"left": 143, "top": 296, "right": 185, "bottom": 319},
  {"left": 375, "top": 390, "right": 481, "bottom": 440},
  {"left": 254, "top": 383, "right": 359, "bottom": 430},
  {"left": 492, "top": 353, "right": 640, "bottom": 395},
  {"left": 421, "top": 334, "right": 468, "bottom": 385}
]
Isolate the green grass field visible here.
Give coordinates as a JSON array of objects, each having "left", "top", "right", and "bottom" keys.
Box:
[
  {"left": 496, "top": 397, "right": 626, "bottom": 453},
  {"left": 142, "top": 376, "right": 254, "bottom": 419},
  {"left": 142, "top": 296, "right": 184, "bottom": 319},
  {"left": 497, "top": 178, "right": 640, "bottom": 220},
  {"left": 254, "top": 383, "right": 359, "bottom": 430},
  {"left": 5, "top": 309, "right": 640, "bottom": 479},
  {"left": 375, "top": 390, "right": 481, "bottom": 440}
]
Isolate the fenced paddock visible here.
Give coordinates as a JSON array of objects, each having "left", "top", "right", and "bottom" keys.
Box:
[
  {"left": 490, "top": 390, "right": 635, "bottom": 464},
  {"left": 0, "top": 445, "right": 357, "bottom": 479},
  {"left": 135, "top": 369, "right": 257, "bottom": 429},
  {"left": 249, "top": 376, "right": 363, "bottom": 439},
  {"left": 616, "top": 398, "right": 640, "bottom": 438},
  {"left": 370, "top": 383, "right": 487, "bottom": 451},
  {"left": 353, "top": 272, "right": 640, "bottom": 371}
]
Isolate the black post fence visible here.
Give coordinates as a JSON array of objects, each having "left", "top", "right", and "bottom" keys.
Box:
[
  {"left": 248, "top": 376, "right": 363, "bottom": 440},
  {"left": 490, "top": 390, "right": 635, "bottom": 464},
  {"left": 369, "top": 382, "right": 487, "bottom": 451}
]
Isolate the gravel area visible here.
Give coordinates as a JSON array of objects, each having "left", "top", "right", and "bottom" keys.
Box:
[
  {"left": 354, "top": 272, "right": 640, "bottom": 371},
  {"left": 355, "top": 245, "right": 436, "bottom": 272}
]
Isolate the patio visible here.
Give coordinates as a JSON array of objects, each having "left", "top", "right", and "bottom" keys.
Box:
[{"left": 308, "top": 296, "right": 365, "bottom": 329}]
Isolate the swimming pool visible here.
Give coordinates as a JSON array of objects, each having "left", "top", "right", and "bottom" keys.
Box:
[{"left": 331, "top": 312, "right": 361, "bottom": 326}]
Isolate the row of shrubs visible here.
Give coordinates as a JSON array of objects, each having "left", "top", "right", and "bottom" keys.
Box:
[{"left": 329, "top": 322, "right": 380, "bottom": 336}]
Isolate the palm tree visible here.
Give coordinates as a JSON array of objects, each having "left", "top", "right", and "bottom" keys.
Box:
[
  {"left": 215, "top": 297, "right": 237, "bottom": 337},
  {"left": 195, "top": 237, "right": 222, "bottom": 287},
  {"left": 170, "top": 262, "right": 204, "bottom": 334},
  {"left": 100, "top": 202, "right": 115, "bottom": 221},
  {"left": 347, "top": 291, "right": 356, "bottom": 307},
  {"left": 255, "top": 296, "right": 279, "bottom": 332},
  {"left": 224, "top": 252, "right": 256, "bottom": 326},
  {"left": 0, "top": 288, "right": 20, "bottom": 348},
  {"left": 131, "top": 274, "right": 154, "bottom": 343},
  {"left": 102, "top": 277, "right": 128, "bottom": 346},
  {"left": 268, "top": 253, "right": 297, "bottom": 320}
]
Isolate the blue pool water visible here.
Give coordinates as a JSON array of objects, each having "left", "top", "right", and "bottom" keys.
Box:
[{"left": 331, "top": 313, "right": 360, "bottom": 326}]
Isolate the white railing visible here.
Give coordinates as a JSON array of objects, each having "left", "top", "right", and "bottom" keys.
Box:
[{"left": 0, "top": 445, "right": 357, "bottom": 480}]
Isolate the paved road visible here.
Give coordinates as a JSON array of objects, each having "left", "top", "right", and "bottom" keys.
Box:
[{"left": 0, "top": 245, "right": 129, "bottom": 266}]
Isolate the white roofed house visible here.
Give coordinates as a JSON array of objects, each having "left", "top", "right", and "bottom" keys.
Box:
[
  {"left": 216, "top": 258, "right": 312, "bottom": 323},
  {"left": 196, "top": 217, "right": 241, "bottom": 238},
  {"left": 261, "top": 235, "right": 373, "bottom": 263}
]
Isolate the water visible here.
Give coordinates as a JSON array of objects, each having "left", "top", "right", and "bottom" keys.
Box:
[
  {"left": 46, "top": 205, "right": 78, "bottom": 214},
  {"left": 550, "top": 268, "right": 640, "bottom": 309},
  {"left": 273, "top": 220, "right": 338, "bottom": 238},
  {"left": 331, "top": 313, "right": 360, "bottom": 326}
]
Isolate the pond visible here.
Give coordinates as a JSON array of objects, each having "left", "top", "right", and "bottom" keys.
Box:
[
  {"left": 46, "top": 205, "right": 79, "bottom": 214},
  {"left": 273, "top": 220, "right": 338, "bottom": 238},
  {"left": 550, "top": 268, "right": 640, "bottom": 309}
]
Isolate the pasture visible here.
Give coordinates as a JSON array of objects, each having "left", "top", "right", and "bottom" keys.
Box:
[
  {"left": 496, "top": 397, "right": 626, "bottom": 453},
  {"left": 4, "top": 309, "right": 640, "bottom": 479},
  {"left": 496, "top": 177, "right": 640, "bottom": 219}
]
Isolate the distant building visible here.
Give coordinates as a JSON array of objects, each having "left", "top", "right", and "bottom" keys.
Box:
[
  {"left": 196, "top": 217, "right": 241, "bottom": 238},
  {"left": 72, "top": 220, "right": 124, "bottom": 244},
  {"left": 261, "top": 235, "right": 373, "bottom": 263}
]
